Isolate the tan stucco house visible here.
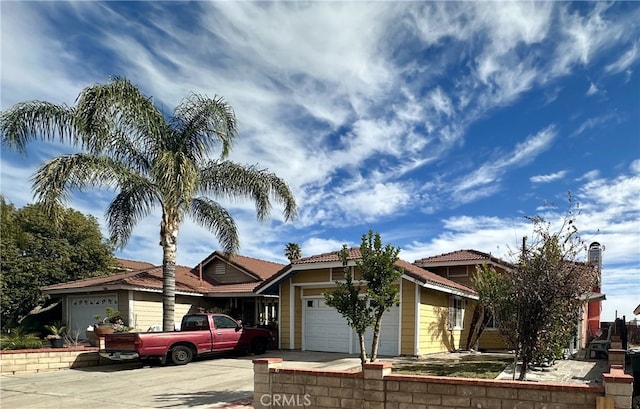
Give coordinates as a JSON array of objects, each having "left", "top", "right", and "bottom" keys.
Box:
[
  {"left": 42, "top": 252, "right": 284, "bottom": 337},
  {"left": 255, "top": 247, "right": 481, "bottom": 356}
]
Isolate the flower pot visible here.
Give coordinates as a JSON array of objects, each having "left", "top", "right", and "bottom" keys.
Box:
[
  {"left": 94, "top": 323, "right": 114, "bottom": 337},
  {"left": 49, "top": 337, "right": 64, "bottom": 348}
]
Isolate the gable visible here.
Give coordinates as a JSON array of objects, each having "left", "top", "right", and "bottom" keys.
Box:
[{"left": 202, "top": 259, "right": 259, "bottom": 284}]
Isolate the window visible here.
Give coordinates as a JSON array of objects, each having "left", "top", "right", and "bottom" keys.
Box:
[
  {"left": 449, "top": 297, "right": 465, "bottom": 330},
  {"left": 213, "top": 315, "right": 239, "bottom": 329},
  {"left": 307, "top": 300, "right": 314, "bottom": 308},
  {"left": 485, "top": 313, "right": 499, "bottom": 329},
  {"left": 183, "top": 316, "right": 209, "bottom": 331}
]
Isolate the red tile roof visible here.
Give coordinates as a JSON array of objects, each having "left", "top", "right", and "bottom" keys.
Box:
[
  {"left": 43, "top": 252, "right": 285, "bottom": 296},
  {"left": 115, "top": 258, "right": 155, "bottom": 271},
  {"left": 414, "top": 249, "right": 515, "bottom": 269},
  {"left": 42, "top": 265, "right": 215, "bottom": 294},
  {"left": 195, "top": 251, "right": 285, "bottom": 281},
  {"left": 257, "top": 247, "right": 476, "bottom": 297}
]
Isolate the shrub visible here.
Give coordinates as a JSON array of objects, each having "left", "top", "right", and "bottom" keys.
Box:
[{"left": 0, "top": 328, "right": 44, "bottom": 350}]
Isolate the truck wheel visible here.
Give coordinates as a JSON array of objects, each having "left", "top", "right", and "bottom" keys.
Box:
[
  {"left": 252, "top": 338, "right": 267, "bottom": 355},
  {"left": 170, "top": 346, "right": 193, "bottom": 365}
]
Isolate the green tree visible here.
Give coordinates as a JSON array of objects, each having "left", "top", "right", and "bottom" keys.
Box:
[
  {"left": 324, "top": 231, "right": 402, "bottom": 365},
  {"left": 1, "top": 77, "right": 297, "bottom": 331},
  {"left": 493, "top": 196, "right": 597, "bottom": 380},
  {"left": 0, "top": 197, "right": 116, "bottom": 328},
  {"left": 284, "top": 242, "right": 301, "bottom": 261},
  {"left": 324, "top": 245, "right": 373, "bottom": 366},
  {"left": 465, "top": 264, "right": 511, "bottom": 351},
  {"left": 358, "top": 230, "right": 402, "bottom": 362}
]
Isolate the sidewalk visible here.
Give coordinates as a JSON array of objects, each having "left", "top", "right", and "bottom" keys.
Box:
[{"left": 495, "top": 356, "right": 608, "bottom": 385}]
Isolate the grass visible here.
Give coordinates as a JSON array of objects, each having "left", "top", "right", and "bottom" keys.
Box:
[{"left": 393, "top": 357, "right": 512, "bottom": 379}]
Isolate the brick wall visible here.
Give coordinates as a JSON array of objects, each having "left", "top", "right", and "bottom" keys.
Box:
[
  {"left": 0, "top": 347, "right": 113, "bottom": 374},
  {"left": 254, "top": 358, "right": 632, "bottom": 409}
]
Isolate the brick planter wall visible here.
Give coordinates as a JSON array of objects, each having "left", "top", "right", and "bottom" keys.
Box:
[
  {"left": 0, "top": 347, "right": 114, "bottom": 374},
  {"left": 253, "top": 358, "right": 632, "bottom": 409}
]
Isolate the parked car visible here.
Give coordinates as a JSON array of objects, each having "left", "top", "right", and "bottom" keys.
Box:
[{"left": 99, "top": 313, "right": 273, "bottom": 365}]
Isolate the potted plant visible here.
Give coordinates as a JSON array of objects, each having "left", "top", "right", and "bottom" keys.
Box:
[
  {"left": 44, "top": 322, "right": 67, "bottom": 348},
  {"left": 93, "top": 308, "right": 131, "bottom": 337}
]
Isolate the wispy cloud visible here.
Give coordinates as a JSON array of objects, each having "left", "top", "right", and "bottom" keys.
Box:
[{"left": 530, "top": 171, "right": 568, "bottom": 184}]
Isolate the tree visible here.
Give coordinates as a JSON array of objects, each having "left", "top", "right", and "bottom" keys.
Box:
[
  {"left": 284, "top": 242, "right": 301, "bottom": 261},
  {"left": 489, "top": 196, "right": 597, "bottom": 380},
  {"left": 324, "top": 230, "right": 402, "bottom": 366},
  {"left": 1, "top": 77, "right": 297, "bottom": 331},
  {"left": 0, "top": 197, "right": 116, "bottom": 329},
  {"left": 464, "top": 264, "right": 510, "bottom": 351},
  {"left": 324, "top": 245, "right": 373, "bottom": 366},
  {"left": 358, "top": 230, "right": 402, "bottom": 362}
]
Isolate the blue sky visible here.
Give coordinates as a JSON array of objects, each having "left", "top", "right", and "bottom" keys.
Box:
[{"left": 1, "top": 2, "right": 638, "bottom": 321}]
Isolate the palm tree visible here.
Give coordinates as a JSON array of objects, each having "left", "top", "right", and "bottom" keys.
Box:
[
  {"left": 284, "top": 242, "right": 302, "bottom": 261},
  {"left": 1, "top": 77, "right": 297, "bottom": 331}
]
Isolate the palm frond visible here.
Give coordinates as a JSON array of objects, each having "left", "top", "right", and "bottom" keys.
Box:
[
  {"left": 75, "top": 77, "right": 167, "bottom": 156},
  {"left": 31, "top": 154, "right": 130, "bottom": 215},
  {"left": 189, "top": 197, "right": 239, "bottom": 255},
  {"left": 170, "top": 93, "right": 237, "bottom": 161},
  {"left": 199, "top": 160, "right": 297, "bottom": 222},
  {"left": 106, "top": 183, "right": 158, "bottom": 248},
  {"left": 1, "top": 101, "right": 78, "bottom": 153},
  {"left": 153, "top": 150, "right": 199, "bottom": 210}
]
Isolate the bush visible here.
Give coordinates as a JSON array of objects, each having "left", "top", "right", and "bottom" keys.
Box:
[{"left": 0, "top": 328, "right": 44, "bottom": 350}]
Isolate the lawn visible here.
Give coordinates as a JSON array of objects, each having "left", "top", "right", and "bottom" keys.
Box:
[{"left": 393, "top": 355, "right": 513, "bottom": 379}]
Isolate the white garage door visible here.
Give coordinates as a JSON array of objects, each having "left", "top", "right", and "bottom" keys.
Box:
[
  {"left": 303, "top": 298, "right": 399, "bottom": 356},
  {"left": 304, "top": 298, "right": 351, "bottom": 352},
  {"left": 355, "top": 304, "right": 400, "bottom": 356},
  {"left": 68, "top": 294, "right": 118, "bottom": 338}
]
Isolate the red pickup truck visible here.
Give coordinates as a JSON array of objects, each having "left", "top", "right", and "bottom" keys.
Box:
[{"left": 99, "top": 313, "right": 273, "bottom": 365}]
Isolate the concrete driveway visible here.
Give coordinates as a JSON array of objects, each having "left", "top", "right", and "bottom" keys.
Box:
[{"left": 0, "top": 351, "right": 362, "bottom": 409}]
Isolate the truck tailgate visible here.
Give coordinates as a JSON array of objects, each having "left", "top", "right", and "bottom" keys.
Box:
[{"left": 104, "top": 333, "right": 137, "bottom": 351}]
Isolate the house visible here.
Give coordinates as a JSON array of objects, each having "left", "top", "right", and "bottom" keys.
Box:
[
  {"left": 42, "top": 252, "right": 284, "bottom": 337},
  {"left": 255, "top": 247, "right": 478, "bottom": 356},
  {"left": 414, "top": 249, "right": 515, "bottom": 351},
  {"left": 416, "top": 249, "right": 605, "bottom": 353}
]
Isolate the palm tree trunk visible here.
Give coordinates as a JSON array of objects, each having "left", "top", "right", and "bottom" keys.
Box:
[{"left": 160, "top": 217, "right": 179, "bottom": 332}]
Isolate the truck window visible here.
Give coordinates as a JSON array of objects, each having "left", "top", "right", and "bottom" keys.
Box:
[
  {"left": 213, "top": 316, "right": 238, "bottom": 329},
  {"left": 182, "top": 316, "right": 209, "bottom": 331}
]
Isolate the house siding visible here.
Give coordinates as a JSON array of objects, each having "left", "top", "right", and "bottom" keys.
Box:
[
  {"left": 279, "top": 280, "right": 291, "bottom": 349},
  {"left": 401, "top": 281, "right": 415, "bottom": 355},
  {"left": 130, "top": 293, "right": 198, "bottom": 331},
  {"left": 418, "top": 289, "right": 453, "bottom": 354},
  {"left": 203, "top": 259, "right": 255, "bottom": 284}
]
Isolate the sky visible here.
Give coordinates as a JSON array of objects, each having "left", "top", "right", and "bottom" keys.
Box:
[{"left": 1, "top": 1, "right": 638, "bottom": 322}]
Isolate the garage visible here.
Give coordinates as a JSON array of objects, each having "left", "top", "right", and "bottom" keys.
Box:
[
  {"left": 68, "top": 294, "right": 118, "bottom": 337},
  {"left": 303, "top": 297, "right": 399, "bottom": 356}
]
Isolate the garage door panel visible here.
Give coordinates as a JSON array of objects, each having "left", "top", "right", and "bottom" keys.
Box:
[
  {"left": 69, "top": 294, "right": 118, "bottom": 338},
  {"left": 304, "top": 298, "right": 351, "bottom": 353},
  {"left": 304, "top": 298, "right": 399, "bottom": 356}
]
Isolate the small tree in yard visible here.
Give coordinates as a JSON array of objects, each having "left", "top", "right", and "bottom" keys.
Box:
[
  {"left": 496, "top": 196, "right": 597, "bottom": 380},
  {"left": 324, "top": 230, "right": 402, "bottom": 366},
  {"left": 465, "top": 263, "right": 511, "bottom": 351},
  {"left": 324, "top": 245, "right": 373, "bottom": 366}
]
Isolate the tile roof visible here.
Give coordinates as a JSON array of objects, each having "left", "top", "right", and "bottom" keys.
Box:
[
  {"left": 43, "top": 252, "right": 284, "bottom": 295},
  {"left": 196, "top": 251, "right": 285, "bottom": 281},
  {"left": 115, "top": 258, "right": 155, "bottom": 271},
  {"left": 414, "top": 249, "right": 515, "bottom": 268},
  {"left": 42, "top": 265, "right": 216, "bottom": 294},
  {"left": 257, "top": 247, "right": 476, "bottom": 297}
]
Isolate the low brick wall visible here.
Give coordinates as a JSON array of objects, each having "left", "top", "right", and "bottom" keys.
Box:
[
  {"left": 254, "top": 359, "right": 632, "bottom": 409},
  {"left": 0, "top": 347, "right": 113, "bottom": 374}
]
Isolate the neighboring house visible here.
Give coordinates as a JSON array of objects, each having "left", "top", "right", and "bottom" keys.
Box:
[
  {"left": 255, "top": 247, "right": 478, "bottom": 357},
  {"left": 42, "top": 253, "right": 284, "bottom": 338}
]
